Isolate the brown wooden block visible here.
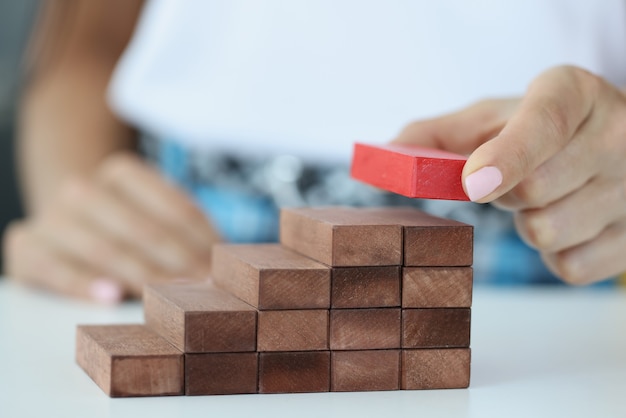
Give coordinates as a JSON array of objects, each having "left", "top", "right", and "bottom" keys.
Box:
[
  {"left": 363, "top": 207, "right": 473, "bottom": 266},
  {"left": 279, "top": 207, "right": 403, "bottom": 266},
  {"left": 330, "top": 308, "right": 401, "bottom": 350},
  {"left": 211, "top": 243, "right": 331, "bottom": 310},
  {"left": 186, "top": 353, "right": 258, "bottom": 395},
  {"left": 402, "top": 308, "right": 471, "bottom": 348},
  {"left": 332, "top": 266, "right": 400, "bottom": 308},
  {"left": 331, "top": 350, "right": 400, "bottom": 392},
  {"left": 144, "top": 283, "right": 257, "bottom": 353},
  {"left": 402, "top": 348, "right": 471, "bottom": 390},
  {"left": 76, "top": 324, "right": 183, "bottom": 397},
  {"left": 257, "top": 310, "right": 328, "bottom": 351},
  {"left": 402, "top": 267, "right": 473, "bottom": 308},
  {"left": 259, "top": 351, "right": 330, "bottom": 393}
]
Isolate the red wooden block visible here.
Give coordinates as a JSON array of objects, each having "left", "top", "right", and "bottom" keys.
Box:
[
  {"left": 76, "top": 324, "right": 183, "bottom": 397},
  {"left": 185, "top": 353, "right": 258, "bottom": 395},
  {"left": 280, "top": 207, "right": 403, "bottom": 266},
  {"left": 330, "top": 308, "right": 401, "bottom": 350},
  {"left": 331, "top": 350, "right": 400, "bottom": 392},
  {"left": 332, "top": 266, "right": 400, "bottom": 308},
  {"left": 257, "top": 310, "right": 329, "bottom": 352},
  {"left": 363, "top": 207, "right": 473, "bottom": 266},
  {"left": 351, "top": 143, "right": 469, "bottom": 201},
  {"left": 259, "top": 352, "right": 330, "bottom": 393},
  {"left": 403, "top": 267, "right": 473, "bottom": 308},
  {"left": 144, "top": 283, "right": 257, "bottom": 353},
  {"left": 402, "top": 348, "right": 471, "bottom": 390},
  {"left": 211, "top": 243, "right": 331, "bottom": 310},
  {"left": 402, "top": 308, "right": 471, "bottom": 348}
]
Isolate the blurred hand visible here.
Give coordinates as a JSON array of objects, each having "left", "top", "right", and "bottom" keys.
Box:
[
  {"left": 394, "top": 65, "right": 626, "bottom": 285},
  {"left": 3, "top": 153, "right": 221, "bottom": 304}
]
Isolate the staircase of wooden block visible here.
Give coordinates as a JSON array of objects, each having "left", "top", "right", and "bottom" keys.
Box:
[{"left": 76, "top": 206, "right": 473, "bottom": 397}]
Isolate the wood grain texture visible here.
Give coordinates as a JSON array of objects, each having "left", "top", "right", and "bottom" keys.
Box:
[
  {"left": 185, "top": 353, "right": 258, "bottom": 395},
  {"left": 402, "top": 267, "right": 473, "bottom": 308},
  {"left": 259, "top": 351, "right": 330, "bottom": 393},
  {"left": 363, "top": 207, "right": 473, "bottom": 267},
  {"left": 330, "top": 308, "right": 401, "bottom": 350},
  {"left": 144, "top": 283, "right": 257, "bottom": 353},
  {"left": 76, "top": 324, "right": 183, "bottom": 397},
  {"left": 332, "top": 266, "right": 400, "bottom": 308},
  {"left": 211, "top": 243, "right": 331, "bottom": 310},
  {"left": 331, "top": 350, "right": 400, "bottom": 392},
  {"left": 279, "top": 207, "right": 402, "bottom": 266},
  {"left": 402, "top": 308, "right": 471, "bottom": 348},
  {"left": 402, "top": 348, "right": 471, "bottom": 390},
  {"left": 351, "top": 143, "right": 469, "bottom": 201},
  {"left": 257, "top": 310, "right": 328, "bottom": 351}
]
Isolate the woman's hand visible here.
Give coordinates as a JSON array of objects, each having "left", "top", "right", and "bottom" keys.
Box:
[
  {"left": 394, "top": 66, "right": 626, "bottom": 284},
  {"left": 3, "top": 153, "right": 220, "bottom": 303}
]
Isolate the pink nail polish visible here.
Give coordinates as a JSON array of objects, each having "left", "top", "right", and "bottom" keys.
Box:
[
  {"left": 90, "top": 279, "right": 123, "bottom": 305},
  {"left": 464, "top": 166, "right": 503, "bottom": 202}
]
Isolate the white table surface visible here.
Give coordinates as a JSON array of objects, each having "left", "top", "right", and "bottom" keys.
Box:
[{"left": 1, "top": 279, "right": 625, "bottom": 418}]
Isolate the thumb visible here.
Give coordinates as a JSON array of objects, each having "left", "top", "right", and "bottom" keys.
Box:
[{"left": 462, "top": 66, "right": 595, "bottom": 203}]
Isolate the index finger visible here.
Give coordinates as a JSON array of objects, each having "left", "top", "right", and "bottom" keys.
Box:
[
  {"left": 98, "top": 154, "right": 221, "bottom": 250},
  {"left": 392, "top": 98, "right": 517, "bottom": 155},
  {"left": 462, "top": 66, "right": 597, "bottom": 202}
]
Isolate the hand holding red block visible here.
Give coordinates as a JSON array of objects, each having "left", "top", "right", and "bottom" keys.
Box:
[{"left": 350, "top": 143, "right": 469, "bottom": 201}]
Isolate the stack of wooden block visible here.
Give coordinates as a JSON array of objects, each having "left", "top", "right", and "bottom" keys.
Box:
[{"left": 76, "top": 206, "right": 473, "bottom": 397}]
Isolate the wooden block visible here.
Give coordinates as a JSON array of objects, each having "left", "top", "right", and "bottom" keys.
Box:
[
  {"left": 363, "top": 207, "right": 473, "bottom": 266},
  {"left": 279, "top": 207, "right": 403, "bottom": 266},
  {"left": 211, "top": 243, "right": 331, "bottom": 310},
  {"left": 259, "top": 351, "right": 330, "bottom": 393},
  {"left": 331, "top": 350, "right": 400, "bottom": 392},
  {"left": 76, "top": 324, "right": 183, "bottom": 397},
  {"left": 332, "top": 266, "right": 400, "bottom": 308},
  {"left": 186, "top": 353, "right": 258, "bottom": 395},
  {"left": 144, "top": 283, "right": 257, "bottom": 353},
  {"left": 350, "top": 142, "right": 469, "bottom": 201},
  {"left": 257, "top": 310, "right": 328, "bottom": 351},
  {"left": 403, "top": 267, "right": 473, "bottom": 308},
  {"left": 402, "top": 348, "right": 471, "bottom": 390},
  {"left": 330, "top": 308, "right": 401, "bottom": 350},
  {"left": 402, "top": 308, "right": 471, "bottom": 348}
]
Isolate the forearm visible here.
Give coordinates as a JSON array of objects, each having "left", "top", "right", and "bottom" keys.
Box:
[
  {"left": 17, "top": 0, "right": 144, "bottom": 215},
  {"left": 18, "top": 60, "right": 136, "bottom": 215}
]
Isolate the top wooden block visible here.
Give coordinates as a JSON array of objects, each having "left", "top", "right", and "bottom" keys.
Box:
[
  {"left": 211, "top": 243, "right": 331, "bottom": 310},
  {"left": 351, "top": 143, "right": 469, "bottom": 201},
  {"left": 280, "top": 206, "right": 472, "bottom": 267},
  {"left": 364, "top": 207, "right": 473, "bottom": 266},
  {"left": 144, "top": 283, "right": 257, "bottom": 353},
  {"left": 280, "top": 207, "right": 403, "bottom": 267}
]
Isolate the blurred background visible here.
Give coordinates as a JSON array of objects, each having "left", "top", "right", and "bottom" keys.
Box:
[{"left": 0, "top": 0, "right": 39, "bottom": 271}]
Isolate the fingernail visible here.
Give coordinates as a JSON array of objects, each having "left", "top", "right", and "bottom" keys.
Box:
[
  {"left": 90, "top": 279, "right": 123, "bottom": 305},
  {"left": 464, "top": 166, "right": 503, "bottom": 202}
]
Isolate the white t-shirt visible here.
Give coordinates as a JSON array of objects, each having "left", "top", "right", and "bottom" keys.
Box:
[{"left": 109, "top": 0, "right": 626, "bottom": 163}]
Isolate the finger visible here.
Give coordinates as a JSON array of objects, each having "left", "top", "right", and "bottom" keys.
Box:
[
  {"left": 3, "top": 221, "right": 124, "bottom": 304},
  {"left": 393, "top": 98, "right": 517, "bottom": 154},
  {"left": 462, "top": 66, "right": 598, "bottom": 202},
  {"left": 60, "top": 178, "right": 209, "bottom": 277},
  {"left": 541, "top": 220, "right": 626, "bottom": 285},
  {"left": 513, "top": 176, "right": 625, "bottom": 252},
  {"left": 32, "top": 208, "right": 162, "bottom": 297},
  {"left": 97, "top": 154, "right": 221, "bottom": 251},
  {"left": 492, "top": 113, "right": 602, "bottom": 210}
]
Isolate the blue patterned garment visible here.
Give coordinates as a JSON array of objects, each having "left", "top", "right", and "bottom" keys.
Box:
[{"left": 147, "top": 137, "right": 615, "bottom": 286}]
